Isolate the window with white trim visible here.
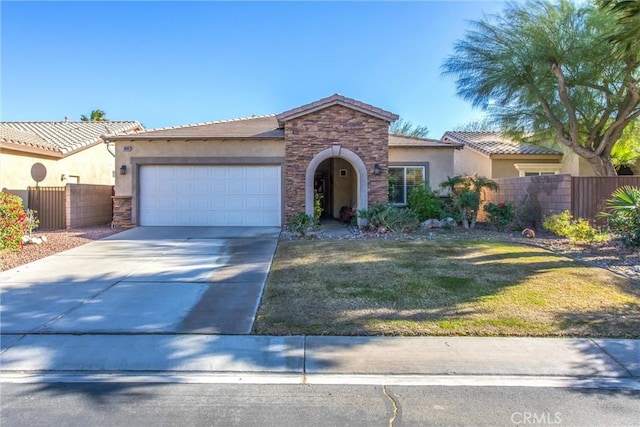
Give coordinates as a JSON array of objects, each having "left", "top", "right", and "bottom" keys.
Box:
[
  {"left": 514, "top": 163, "right": 562, "bottom": 177},
  {"left": 389, "top": 166, "right": 425, "bottom": 205}
]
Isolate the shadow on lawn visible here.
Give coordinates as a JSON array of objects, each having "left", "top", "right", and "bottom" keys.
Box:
[{"left": 255, "top": 239, "right": 640, "bottom": 337}]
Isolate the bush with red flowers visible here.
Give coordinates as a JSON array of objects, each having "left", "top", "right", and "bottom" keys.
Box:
[
  {"left": 0, "top": 193, "right": 26, "bottom": 250},
  {"left": 483, "top": 201, "right": 515, "bottom": 231}
]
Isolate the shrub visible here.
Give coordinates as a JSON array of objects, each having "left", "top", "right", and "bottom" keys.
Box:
[
  {"left": 313, "top": 192, "right": 323, "bottom": 220},
  {"left": 407, "top": 186, "right": 442, "bottom": 222},
  {"left": 25, "top": 209, "right": 40, "bottom": 237},
  {"left": 542, "top": 211, "right": 604, "bottom": 243},
  {"left": 600, "top": 186, "right": 640, "bottom": 248},
  {"left": 358, "top": 203, "right": 419, "bottom": 233},
  {"left": 483, "top": 202, "right": 515, "bottom": 231},
  {"left": 440, "top": 174, "right": 498, "bottom": 229},
  {"left": 0, "top": 193, "right": 26, "bottom": 250},
  {"left": 287, "top": 213, "right": 318, "bottom": 237}
]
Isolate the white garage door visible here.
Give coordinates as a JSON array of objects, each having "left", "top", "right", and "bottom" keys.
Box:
[{"left": 139, "top": 165, "right": 281, "bottom": 226}]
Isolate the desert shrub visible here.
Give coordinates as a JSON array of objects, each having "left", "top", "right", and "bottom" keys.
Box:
[
  {"left": 358, "top": 203, "right": 420, "bottom": 233},
  {"left": 0, "top": 193, "right": 26, "bottom": 250},
  {"left": 25, "top": 209, "right": 40, "bottom": 237},
  {"left": 483, "top": 202, "right": 515, "bottom": 231},
  {"left": 288, "top": 213, "right": 318, "bottom": 237},
  {"left": 542, "top": 211, "right": 605, "bottom": 243},
  {"left": 600, "top": 186, "right": 640, "bottom": 248},
  {"left": 407, "top": 186, "right": 442, "bottom": 222}
]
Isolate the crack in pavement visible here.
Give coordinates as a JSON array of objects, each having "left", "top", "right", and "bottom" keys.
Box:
[{"left": 382, "top": 385, "right": 399, "bottom": 427}]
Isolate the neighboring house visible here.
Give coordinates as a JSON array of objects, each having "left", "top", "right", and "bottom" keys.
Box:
[
  {"left": 0, "top": 120, "right": 143, "bottom": 205},
  {"left": 105, "top": 94, "right": 462, "bottom": 227},
  {"left": 442, "top": 131, "right": 600, "bottom": 178}
]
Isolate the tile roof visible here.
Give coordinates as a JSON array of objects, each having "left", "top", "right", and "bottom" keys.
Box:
[
  {"left": 105, "top": 115, "right": 284, "bottom": 140},
  {"left": 1, "top": 121, "right": 142, "bottom": 155},
  {"left": 388, "top": 134, "right": 462, "bottom": 148},
  {"left": 276, "top": 93, "right": 399, "bottom": 124},
  {"left": 442, "top": 131, "right": 562, "bottom": 156},
  {"left": 0, "top": 127, "right": 53, "bottom": 151},
  {"left": 105, "top": 95, "right": 399, "bottom": 141}
]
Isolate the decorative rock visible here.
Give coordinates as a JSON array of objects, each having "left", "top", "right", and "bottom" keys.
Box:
[
  {"left": 420, "top": 219, "right": 441, "bottom": 229},
  {"left": 40, "top": 235, "right": 47, "bottom": 243},
  {"left": 441, "top": 217, "right": 456, "bottom": 227},
  {"left": 31, "top": 237, "right": 43, "bottom": 245},
  {"left": 21, "top": 235, "right": 31, "bottom": 244}
]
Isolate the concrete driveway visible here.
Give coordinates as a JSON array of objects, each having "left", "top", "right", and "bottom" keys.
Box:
[{"left": 1, "top": 227, "right": 280, "bottom": 334}]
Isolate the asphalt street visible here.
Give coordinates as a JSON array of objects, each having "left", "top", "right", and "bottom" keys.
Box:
[{"left": 2, "top": 383, "right": 639, "bottom": 427}]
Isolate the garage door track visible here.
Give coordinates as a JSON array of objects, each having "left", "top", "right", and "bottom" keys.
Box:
[{"left": 1, "top": 227, "right": 280, "bottom": 334}]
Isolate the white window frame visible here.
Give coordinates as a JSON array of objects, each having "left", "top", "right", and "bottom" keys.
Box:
[
  {"left": 389, "top": 166, "right": 426, "bottom": 206},
  {"left": 514, "top": 163, "right": 562, "bottom": 177}
]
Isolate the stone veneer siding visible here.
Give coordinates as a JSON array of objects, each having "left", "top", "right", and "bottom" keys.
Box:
[
  {"left": 283, "top": 105, "right": 389, "bottom": 223},
  {"left": 112, "top": 196, "right": 133, "bottom": 228}
]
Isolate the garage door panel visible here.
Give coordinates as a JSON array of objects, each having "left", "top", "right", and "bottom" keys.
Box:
[{"left": 140, "top": 165, "right": 281, "bottom": 226}]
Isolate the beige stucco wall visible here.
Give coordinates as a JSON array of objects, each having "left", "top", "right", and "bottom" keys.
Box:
[
  {"left": 1, "top": 143, "right": 115, "bottom": 205},
  {"left": 491, "top": 157, "right": 561, "bottom": 178},
  {"left": 455, "top": 146, "right": 565, "bottom": 179},
  {"left": 453, "top": 148, "right": 492, "bottom": 180},
  {"left": 389, "top": 147, "right": 456, "bottom": 191},
  {"left": 114, "top": 139, "right": 285, "bottom": 196}
]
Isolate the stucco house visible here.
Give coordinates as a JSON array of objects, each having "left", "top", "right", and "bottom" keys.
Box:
[
  {"left": 442, "top": 131, "right": 603, "bottom": 178},
  {"left": 0, "top": 120, "right": 142, "bottom": 204},
  {"left": 105, "top": 94, "right": 461, "bottom": 227}
]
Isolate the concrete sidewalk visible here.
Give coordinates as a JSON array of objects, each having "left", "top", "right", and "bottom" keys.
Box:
[{"left": 1, "top": 335, "right": 638, "bottom": 388}]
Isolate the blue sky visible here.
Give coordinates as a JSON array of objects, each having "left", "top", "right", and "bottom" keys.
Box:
[{"left": 1, "top": 1, "right": 506, "bottom": 138}]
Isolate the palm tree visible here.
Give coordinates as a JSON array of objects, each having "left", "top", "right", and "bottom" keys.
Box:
[
  {"left": 440, "top": 174, "right": 498, "bottom": 229},
  {"left": 80, "top": 109, "right": 108, "bottom": 122}
]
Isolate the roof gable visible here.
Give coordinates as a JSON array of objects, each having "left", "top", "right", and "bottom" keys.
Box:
[
  {"left": 1, "top": 121, "right": 142, "bottom": 155},
  {"left": 442, "top": 131, "right": 562, "bottom": 156},
  {"left": 276, "top": 93, "right": 399, "bottom": 125}
]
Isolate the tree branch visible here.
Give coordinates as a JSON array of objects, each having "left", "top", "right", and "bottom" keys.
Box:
[
  {"left": 551, "top": 63, "right": 581, "bottom": 147},
  {"left": 599, "top": 78, "right": 640, "bottom": 156}
]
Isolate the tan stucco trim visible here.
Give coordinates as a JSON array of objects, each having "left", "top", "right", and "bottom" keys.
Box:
[
  {"left": 491, "top": 153, "right": 563, "bottom": 160},
  {"left": 514, "top": 163, "right": 563, "bottom": 176},
  {"left": 128, "top": 156, "right": 284, "bottom": 225},
  {"left": 106, "top": 136, "right": 284, "bottom": 142},
  {"left": 0, "top": 142, "right": 62, "bottom": 158}
]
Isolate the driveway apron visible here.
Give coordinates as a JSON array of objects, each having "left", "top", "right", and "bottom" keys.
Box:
[{"left": 1, "top": 227, "right": 279, "bottom": 335}]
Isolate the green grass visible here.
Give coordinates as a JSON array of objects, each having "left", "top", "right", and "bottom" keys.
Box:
[{"left": 253, "top": 239, "right": 640, "bottom": 337}]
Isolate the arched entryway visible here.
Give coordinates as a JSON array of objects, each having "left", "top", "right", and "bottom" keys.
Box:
[{"left": 305, "top": 146, "right": 368, "bottom": 225}]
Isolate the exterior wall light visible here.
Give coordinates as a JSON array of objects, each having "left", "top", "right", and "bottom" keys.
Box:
[
  {"left": 373, "top": 164, "right": 382, "bottom": 175},
  {"left": 120, "top": 165, "right": 127, "bottom": 175}
]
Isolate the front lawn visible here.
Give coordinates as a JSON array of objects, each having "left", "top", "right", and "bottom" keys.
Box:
[{"left": 253, "top": 240, "right": 639, "bottom": 337}]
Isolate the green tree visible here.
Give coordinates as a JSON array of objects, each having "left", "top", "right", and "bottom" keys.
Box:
[
  {"left": 442, "top": 0, "right": 639, "bottom": 176},
  {"left": 80, "top": 109, "right": 108, "bottom": 122},
  {"left": 389, "top": 118, "right": 430, "bottom": 138},
  {"left": 611, "top": 120, "right": 640, "bottom": 168},
  {"left": 452, "top": 117, "right": 502, "bottom": 132},
  {"left": 599, "top": 0, "right": 640, "bottom": 54}
]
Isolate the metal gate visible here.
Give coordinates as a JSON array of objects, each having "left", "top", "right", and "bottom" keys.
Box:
[{"left": 27, "top": 186, "right": 66, "bottom": 230}]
